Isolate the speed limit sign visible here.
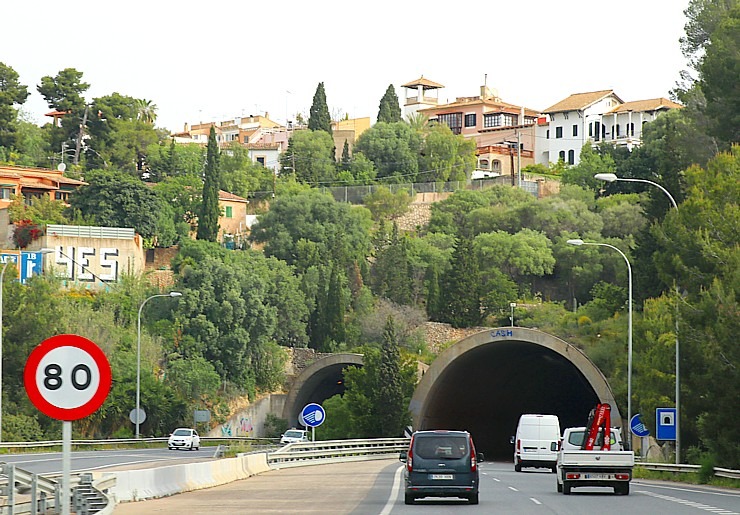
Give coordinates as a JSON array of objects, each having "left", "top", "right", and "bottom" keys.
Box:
[{"left": 24, "top": 334, "right": 112, "bottom": 421}]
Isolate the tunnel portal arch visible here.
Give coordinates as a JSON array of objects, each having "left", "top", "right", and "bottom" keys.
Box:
[
  {"left": 282, "top": 353, "right": 363, "bottom": 428},
  {"left": 410, "top": 327, "right": 621, "bottom": 460}
]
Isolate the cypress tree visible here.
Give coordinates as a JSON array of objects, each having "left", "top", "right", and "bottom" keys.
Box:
[
  {"left": 375, "top": 315, "right": 406, "bottom": 437},
  {"left": 308, "top": 82, "right": 332, "bottom": 134},
  {"left": 377, "top": 84, "right": 402, "bottom": 123},
  {"left": 439, "top": 229, "right": 482, "bottom": 328},
  {"left": 197, "top": 125, "right": 221, "bottom": 241},
  {"left": 340, "top": 140, "right": 351, "bottom": 171}
]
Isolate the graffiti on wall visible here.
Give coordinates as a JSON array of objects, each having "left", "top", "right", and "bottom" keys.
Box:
[{"left": 220, "top": 417, "right": 254, "bottom": 437}]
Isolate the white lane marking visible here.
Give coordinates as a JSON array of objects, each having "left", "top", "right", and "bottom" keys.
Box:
[
  {"left": 508, "top": 486, "right": 519, "bottom": 491},
  {"left": 639, "top": 490, "right": 738, "bottom": 515},
  {"left": 636, "top": 482, "right": 740, "bottom": 498},
  {"left": 493, "top": 478, "right": 501, "bottom": 482},
  {"left": 530, "top": 498, "right": 542, "bottom": 505},
  {"left": 379, "top": 465, "right": 404, "bottom": 515}
]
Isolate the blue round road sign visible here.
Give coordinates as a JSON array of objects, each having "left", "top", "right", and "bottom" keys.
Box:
[
  {"left": 630, "top": 413, "right": 650, "bottom": 437},
  {"left": 299, "top": 403, "right": 325, "bottom": 428}
]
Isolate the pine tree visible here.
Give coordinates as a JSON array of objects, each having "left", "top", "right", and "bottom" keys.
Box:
[
  {"left": 374, "top": 315, "right": 407, "bottom": 437},
  {"left": 425, "top": 263, "right": 442, "bottom": 320},
  {"left": 196, "top": 125, "right": 221, "bottom": 241},
  {"left": 377, "top": 84, "right": 402, "bottom": 123},
  {"left": 308, "top": 82, "right": 332, "bottom": 134}
]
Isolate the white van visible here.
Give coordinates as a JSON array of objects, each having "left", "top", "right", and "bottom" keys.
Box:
[{"left": 513, "top": 414, "right": 560, "bottom": 472}]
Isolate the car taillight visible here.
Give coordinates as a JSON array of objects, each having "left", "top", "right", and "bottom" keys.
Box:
[
  {"left": 517, "top": 439, "right": 521, "bottom": 451},
  {"left": 566, "top": 473, "right": 581, "bottom": 480},
  {"left": 615, "top": 473, "right": 630, "bottom": 480},
  {"left": 470, "top": 436, "right": 477, "bottom": 472},
  {"left": 407, "top": 437, "right": 414, "bottom": 472}
]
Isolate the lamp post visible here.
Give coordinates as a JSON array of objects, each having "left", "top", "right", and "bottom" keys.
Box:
[
  {"left": 0, "top": 249, "right": 53, "bottom": 443},
  {"left": 136, "top": 292, "right": 182, "bottom": 438},
  {"left": 510, "top": 302, "right": 516, "bottom": 327},
  {"left": 568, "top": 238, "right": 632, "bottom": 447},
  {"left": 595, "top": 173, "right": 681, "bottom": 462}
]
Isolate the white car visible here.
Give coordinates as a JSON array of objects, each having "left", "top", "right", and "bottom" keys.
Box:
[
  {"left": 168, "top": 428, "right": 200, "bottom": 450},
  {"left": 280, "top": 429, "right": 309, "bottom": 444}
]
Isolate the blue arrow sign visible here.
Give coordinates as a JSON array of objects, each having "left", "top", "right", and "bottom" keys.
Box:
[
  {"left": 299, "top": 403, "right": 325, "bottom": 428},
  {"left": 630, "top": 413, "right": 650, "bottom": 437}
]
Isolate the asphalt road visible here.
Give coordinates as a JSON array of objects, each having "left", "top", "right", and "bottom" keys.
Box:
[{"left": 111, "top": 459, "right": 740, "bottom": 515}]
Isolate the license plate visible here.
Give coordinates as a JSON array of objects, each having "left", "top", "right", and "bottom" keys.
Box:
[
  {"left": 430, "top": 474, "right": 454, "bottom": 480},
  {"left": 584, "top": 473, "right": 613, "bottom": 480}
]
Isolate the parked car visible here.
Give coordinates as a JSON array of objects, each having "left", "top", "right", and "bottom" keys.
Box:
[
  {"left": 168, "top": 428, "right": 200, "bottom": 450},
  {"left": 280, "top": 428, "right": 309, "bottom": 444},
  {"left": 399, "top": 430, "right": 484, "bottom": 505},
  {"left": 512, "top": 414, "right": 560, "bottom": 472}
]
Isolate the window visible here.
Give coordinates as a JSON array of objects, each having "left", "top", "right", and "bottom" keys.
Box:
[
  {"left": 492, "top": 160, "right": 501, "bottom": 172},
  {"left": 572, "top": 124, "right": 578, "bottom": 137},
  {"left": 555, "top": 126, "right": 563, "bottom": 138},
  {"left": 483, "top": 114, "right": 501, "bottom": 128},
  {"left": 568, "top": 149, "right": 575, "bottom": 165},
  {"left": 589, "top": 122, "right": 593, "bottom": 137},
  {"left": 594, "top": 122, "right": 601, "bottom": 141},
  {"left": 0, "top": 187, "right": 13, "bottom": 199},
  {"left": 479, "top": 159, "right": 489, "bottom": 169},
  {"left": 256, "top": 156, "right": 265, "bottom": 166},
  {"left": 437, "top": 113, "right": 463, "bottom": 134},
  {"left": 464, "top": 113, "right": 476, "bottom": 127},
  {"left": 225, "top": 206, "right": 233, "bottom": 218},
  {"left": 616, "top": 124, "right": 621, "bottom": 136},
  {"left": 627, "top": 122, "right": 634, "bottom": 136},
  {"left": 55, "top": 191, "right": 69, "bottom": 202},
  {"left": 546, "top": 129, "right": 550, "bottom": 139},
  {"left": 559, "top": 151, "right": 566, "bottom": 161},
  {"left": 502, "top": 113, "right": 517, "bottom": 126}
]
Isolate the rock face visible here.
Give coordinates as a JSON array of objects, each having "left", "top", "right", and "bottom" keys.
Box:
[{"left": 422, "top": 322, "right": 488, "bottom": 354}]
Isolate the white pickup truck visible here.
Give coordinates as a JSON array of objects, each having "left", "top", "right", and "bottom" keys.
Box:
[{"left": 556, "top": 427, "right": 634, "bottom": 495}]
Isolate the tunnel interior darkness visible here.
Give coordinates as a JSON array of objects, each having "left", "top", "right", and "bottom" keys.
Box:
[
  {"left": 287, "top": 364, "right": 352, "bottom": 428},
  {"left": 418, "top": 341, "right": 602, "bottom": 461}
]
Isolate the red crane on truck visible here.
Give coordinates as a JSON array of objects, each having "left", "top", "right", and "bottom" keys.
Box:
[{"left": 581, "top": 403, "right": 611, "bottom": 451}]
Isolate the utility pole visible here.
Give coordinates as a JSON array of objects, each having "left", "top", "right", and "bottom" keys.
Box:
[
  {"left": 73, "top": 105, "right": 90, "bottom": 165},
  {"left": 517, "top": 131, "right": 522, "bottom": 188}
]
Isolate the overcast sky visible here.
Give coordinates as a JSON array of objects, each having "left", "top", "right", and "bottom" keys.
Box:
[{"left": 3, "top": 0, "right": 691, "bottom": 134}]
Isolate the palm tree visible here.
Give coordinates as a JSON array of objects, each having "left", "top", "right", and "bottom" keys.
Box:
[
  {"left": 405, "top": 111, "right": 429, "bottom": 134},
  {"left": 135, "top": 98, "right": 158, "bottom": 124}
]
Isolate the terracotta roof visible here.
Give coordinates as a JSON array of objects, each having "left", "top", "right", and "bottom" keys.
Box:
[
  {"left": 401, "top": 76, "right": 445, "bottom": 89},
  {"left": 543, "top": 90, "right": 621, "bottom": 113},
  {"left": 606, "top": 97, "right": 683, "bottom": 114},
  {"left": 420, "top": 97, "right": 540, "bottom": 117},
  {"left": 219, "top": 190, "right": 249, "bottom": 203}
]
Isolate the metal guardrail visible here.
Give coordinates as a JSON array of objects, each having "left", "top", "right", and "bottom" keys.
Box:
[
  {"left": 0, "top": 436, "right": 277, "bottom": 450},
  {"left": 0, "top": 462, "right": 61, "bottom": 515},
  {"left": 267, "top": 437, "right": 409, "bottom": 468},
  {"left": 638, "top": 462, "right": 740, "bottom": 480}
]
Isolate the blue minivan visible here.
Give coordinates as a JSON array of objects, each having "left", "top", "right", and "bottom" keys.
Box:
[{"left": 399, "top": 430, "right": 484, "bottom": 505}]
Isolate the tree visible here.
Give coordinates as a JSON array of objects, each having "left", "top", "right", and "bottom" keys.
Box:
[
  {"left": 134, "top": 98, "right": 158, "bottom": 124},
  {"left": 308, "top": 82, "right": 332, "bottom": 134},
  {"left": 67, "top": 169, "right": 163, "bottom": 238},
  {"left": 0, "top": 62, "right": 29, "bottom": 150},
  {"left": 197, "top": 126, "right": 221, "bottom": 241},
  {"left": 419, "top": 122, "right": 477, "bottom": 182},
  {"left": 375, "top": 316, "right": 409, "bottom": 437},
  {"left": 340, "top": 139, "right": 351, "bottom": 171},
  {"left": 371, "top": 222, "right": 414, "bottom": 305},
  {"left": 362, "top": 186, "right": 411, "bottom": 221},
  {"left": 438, "top": 228, "right": 483, "bottom": 328},
  {"left": 698, "top": 4, "right": 740, "bottom": 145},
  {"left": 37, "top": 68, "right": 89, "bottom": 113},
  {"left": 377, "top": 84, "right": 402, "bottom": 123},
  {"left": 353, "top": 122, "right": 422, "bottom": 182},
  {"left": 278, "top": 129, "right": 336, "bottom": 185}
]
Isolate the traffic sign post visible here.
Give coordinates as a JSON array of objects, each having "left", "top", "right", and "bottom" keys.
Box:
[
  {"left": 24, "top": 334, "right": 111, "bottom": 515},
  {"left": 630, "top": 413, "right": 650, "bottom": 458},
  {"left": 298, "top": 403, "right": 325, "bottom": 442},
  {"left": 656, "top": 408, "right": 677, "bottom": 441}
]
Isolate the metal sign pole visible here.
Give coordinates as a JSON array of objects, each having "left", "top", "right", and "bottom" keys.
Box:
[{"left": 62, "top": 420, "right": 71, "bottom": 515}]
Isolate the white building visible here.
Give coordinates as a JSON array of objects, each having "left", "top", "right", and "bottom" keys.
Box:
[{"left": 535, "top": 90, "right": 682, "bottom": 166}]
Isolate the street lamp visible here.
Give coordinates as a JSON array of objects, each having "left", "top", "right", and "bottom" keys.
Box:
[
  {"left": 595, "top": 173, "right": 681, "bottom": 462},
  {"left": 567, "top": 238, "right": 632, "bottom": 447},
  {"left": 0, "top": 249, "right": 53, "bottom": 442},
  {"left": 510, "top": 302, "right": 516, "bottom": 327},
  {"left": 136, "top": 292, "right": 182, "bottom": 438}
]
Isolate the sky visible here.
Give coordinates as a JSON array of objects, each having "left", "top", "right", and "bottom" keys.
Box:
[{"left": 2, "top": 0, "right": 692, "bottom": 134}]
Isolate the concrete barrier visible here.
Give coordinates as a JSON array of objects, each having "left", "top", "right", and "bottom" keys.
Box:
[{"left": 98, "top": 452, "right": 271, "bottom": 504}]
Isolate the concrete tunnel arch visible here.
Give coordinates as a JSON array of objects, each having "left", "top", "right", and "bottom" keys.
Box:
[
  {"left": 409, "top": 327, "right": 621, "bottom": 460},
  {"left": 282, "top": 353, "right": 363, "bottom": 428}
]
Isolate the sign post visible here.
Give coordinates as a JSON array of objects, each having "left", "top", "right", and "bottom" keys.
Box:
[
  {"left": 24, "top": 334, "right": 112, "bottom": 515},
  {"left": 630, "top": 413, "right": 650, "bottom": 458},
  {"left": 298, "top": 403, "right": 325, "bottom": 442}
]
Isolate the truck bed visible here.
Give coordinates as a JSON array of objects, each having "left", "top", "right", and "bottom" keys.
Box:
[{"left": 559, "top": 449, "right": 635, "bottom": 468}]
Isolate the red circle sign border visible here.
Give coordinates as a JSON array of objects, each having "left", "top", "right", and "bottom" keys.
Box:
[{"left": 24, "top": 334, "right": 112, "bottom": 421}]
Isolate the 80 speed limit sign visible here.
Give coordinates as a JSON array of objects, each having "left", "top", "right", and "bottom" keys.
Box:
[{"left": 24, "top": 334, "right": 112, "bottom": 421}]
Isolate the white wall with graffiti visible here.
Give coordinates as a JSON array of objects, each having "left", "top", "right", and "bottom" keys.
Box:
[{"left": 208, "top": 394, "right": 286, "bottom": 438}]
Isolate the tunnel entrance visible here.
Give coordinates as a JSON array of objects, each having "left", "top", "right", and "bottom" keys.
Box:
[
  {"left": 282, "top": 353, "right": 363, "bottom": 428},
  {"left": 410, "top": 328, "right": 620, "bottom": 462}
]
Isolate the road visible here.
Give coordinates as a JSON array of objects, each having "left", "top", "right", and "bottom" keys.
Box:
[{"left": 112, "top": 459, "right": 740, "bottom": 514}]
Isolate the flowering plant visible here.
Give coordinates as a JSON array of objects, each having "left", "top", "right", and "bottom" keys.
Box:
[{"left": 12, "top": 219, "right": 44, "bottom": 249}]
